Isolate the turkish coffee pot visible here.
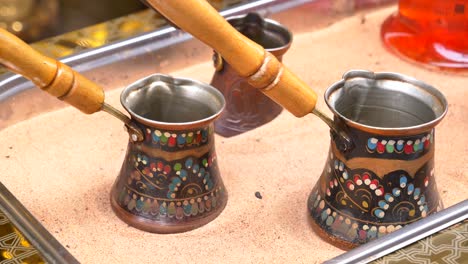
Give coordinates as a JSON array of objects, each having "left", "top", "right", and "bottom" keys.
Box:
[
  {"left": 0, "top": 29, "right": 228, "bottom": 234},
  {"left": 0, "top": 0, "right": 447, "bottom": 248}
]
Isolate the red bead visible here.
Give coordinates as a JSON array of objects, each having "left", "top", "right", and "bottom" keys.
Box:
[
  {"left": 424, "top": 177, "right": 429, "bottom": 187},
  {"left": 404, "top": 144, "right": 413, "bottom": 154},
  {"left": 376, "top": 141, "right": 385, "bottom": 153},
  {"left": 168, "top": 136, "right": 176, "bottom": 147},
  {"left": 164, "top": 165, "right": 171, "bottom": 174},
  {"left": 354, "top": 175, "right": 362, "bottom": 185},
  {"left": 424, "top": 140, "right": 430, "bottom": 149},
  {"left": 157, "top": 162, "right": 164, "bottom": 171},
  {"left": 362, "top": 173, "right": 370, "bottom": 181},
  {"left": 359, "top": 230, "right": 367, "bottom": 240}
]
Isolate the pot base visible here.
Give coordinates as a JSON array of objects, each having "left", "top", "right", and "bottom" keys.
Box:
[
  {"left": 307, "top": 214, "right": 357, "bottom": 251},
  {"left": 110, "top": 190, "right": 228, "bottom": 234}
]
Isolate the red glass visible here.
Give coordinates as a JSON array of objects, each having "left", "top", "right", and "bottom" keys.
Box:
[{"left": 381, "top": 0, "right": 468, "bottom": 71}]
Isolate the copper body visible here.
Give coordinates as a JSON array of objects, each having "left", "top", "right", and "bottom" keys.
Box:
[{"left": 210, "top": 13, "right": 292, "bottom": 137}]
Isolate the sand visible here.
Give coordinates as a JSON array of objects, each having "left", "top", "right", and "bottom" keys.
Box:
[{"left": 1, "top": 7, "right": 467, "bottom": 263}]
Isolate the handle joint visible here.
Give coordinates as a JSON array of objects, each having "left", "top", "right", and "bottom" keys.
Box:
[
  {"left": 102, "top": 103, "right": 144, "bottom": 142},
  {"left": 312, "top": 108, "right": 354, "bottom": 152}
]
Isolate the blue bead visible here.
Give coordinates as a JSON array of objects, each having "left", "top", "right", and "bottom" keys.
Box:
[
  {"left": 183, "top": 204, "right": 192, "bottom": 215},
  {"left": 374, "top": 209, "right": 385, "bottom": 218},
  {"left": 207, "top": 181, "right": 213, "bottom": 190},
  {"left": 396, "top": 141, "right": 404, "bottom": 151},
  {"left": 378, "top": 200, "right": 388, "bottom": 209},
  {"left": 400, "top": 176, "right": 407, "bottom": 188},
  {"left": 342, "top": 171, "right": 349, "bottom": 179},
  {"left": 192, "top": 164, "right": 200, "bottom": 174},
  {"left": 177, "top": 134, "right": 186, "bottom": 145},
  {"left": 136, "top": 199, "right": 144, "bottom": 210},
  {"left": 152, "top": 133, "right": 160, "bottom": 143},
  {"left": 321, "top": 210, "right": 328, "bottom": 221},
  {"left": 367, "top": 138, "right": 377, "bottom": 150},
  {"left": 204, "top": 172, "right": 210, "bottom": 181},
  {"left": 199, "top": 168, "right": 206, "bottom": 177},
  {"left": 169, "top": 183, "right": 176, "bottom": 191},
  {"left": 179, "top": 169, "right": 188, "bottom": 178},
  {"left": 419, "top": 196, "right": 425, "bottom": 204},
  {"left": 160, "top": 204, "right": 167, "bottom": 215},
  {"left": 418, "top": 142, "right": 424, "bottom": 151},
  {"left": 385, "top": 194, "right": 393, "bottom": 202},
  {"left": 367, "top": 228, "right": 377, "bottom": 239},
  {"left": 185, "top": 158, "right": 193, "bottom": 169},
  {"left": 172, "top": 177, "right": 181, "bottom": 185}
]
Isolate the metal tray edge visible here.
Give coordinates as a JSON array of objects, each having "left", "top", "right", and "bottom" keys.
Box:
[
  {"left": 0, "top": 182, "right": 80, "bottom": 263},
  {"left": 325, "top": 199, "right": 468, "bottom": 264}
]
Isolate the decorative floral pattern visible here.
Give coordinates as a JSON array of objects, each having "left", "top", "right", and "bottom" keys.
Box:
[
  {"left": 117, "top": 150, "right": 223, "bottom": 221},
  {"left": 310, "top": 188, "right": 399, "bottom": 242},
  {"left": 367, "top": 131, "right": 433, "bottom": 154},
  {"left": 328, "top": 159, "right": 431, "bottom": 218},
  {"left": 112, "top": 119, "right": 226, "bottom": 231},
  {"left": 308, "top": 148, "right": 441, "bottom": 245}
]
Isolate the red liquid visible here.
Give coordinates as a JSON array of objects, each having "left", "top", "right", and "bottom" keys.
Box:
[{"left": 381, "top": 0, "right": 468, "bottom": 71}]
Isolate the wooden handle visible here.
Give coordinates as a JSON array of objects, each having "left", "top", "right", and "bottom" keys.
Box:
[
  {"left": 144, "top": 0, "right": 317, "bottom": 117},
  {"left": 0, "top": 28, "right": 104, "bottom": 114}
]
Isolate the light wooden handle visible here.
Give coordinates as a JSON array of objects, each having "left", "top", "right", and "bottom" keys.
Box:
[
  {"left": 0, "top": 28, "right": 104, "bottom": 114},
  {"left": 144, "top": 0, "right": 317, "bottom": 117}
]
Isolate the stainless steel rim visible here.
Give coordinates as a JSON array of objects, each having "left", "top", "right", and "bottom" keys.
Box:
[
  {"left": 224, "top": 13, "right": 293, "bottom": 54},
  {"left": 120, "top": 73, "right": 226, "bottom": 128},
  {"left": 324, "top": 70, "right": 448, "bottom": 134}
]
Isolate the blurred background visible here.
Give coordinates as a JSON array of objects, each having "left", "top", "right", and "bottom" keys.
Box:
[
  {"left": 0, "top": 0, "right": 246, "bottom": 59},
  {"left": 3, "top": 0, "right": 465, "bottom": 71},
  {"left": 0, "top": 0, "right": 151, "bottom": 42},
  {"left": 0, "top": 0, "right": 250, "bottom": 43}
]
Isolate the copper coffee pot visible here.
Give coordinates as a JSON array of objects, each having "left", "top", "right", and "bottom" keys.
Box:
[
  {"left": 141, "top": 0, "right": 447, "bottom": 248},
  {"left": 0, "top": 0, "right": 448, "bottom": 246}
]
